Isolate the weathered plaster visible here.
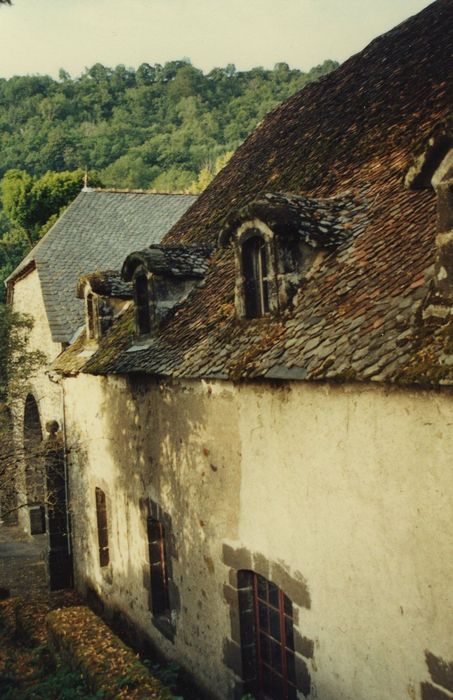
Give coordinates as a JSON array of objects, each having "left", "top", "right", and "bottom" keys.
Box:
[{"left": 62, "top": 374, "right": 453, "bottom": 700}]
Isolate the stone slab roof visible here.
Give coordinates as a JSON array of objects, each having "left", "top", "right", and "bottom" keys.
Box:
[
  {"left": 54, "top": 1, "right": 453, "bottom": 386},
  {"left": 122, "top": 244, "right": 214, "bottom": 281},
  {"left": 76, "top": 270, "right": 133, "bottom": 300},
  {"left": 7, "top": 190, "right": 197, "bottom": 343}
]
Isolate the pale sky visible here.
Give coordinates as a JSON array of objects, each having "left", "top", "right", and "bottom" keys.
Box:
[{"left": 0, "top": 0, "right": 434, "bottom": 79}]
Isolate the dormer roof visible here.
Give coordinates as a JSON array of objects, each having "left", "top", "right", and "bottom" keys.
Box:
[
  {"left": 219, "top": 192, "right": 362, "bottom": 249},
  {"left": 122, "top": 244, "right": 214, "bottom": 281},
  {"left": 76, "top": 270, "right": 133, "bottom": 300}
]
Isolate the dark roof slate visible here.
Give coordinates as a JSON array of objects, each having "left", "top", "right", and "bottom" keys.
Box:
[
  {"left": 55, "top": 0, "right": 453, "bottom": 386},
  {"left": 7, "top": 190, "right": 197, "bottom": 342}
]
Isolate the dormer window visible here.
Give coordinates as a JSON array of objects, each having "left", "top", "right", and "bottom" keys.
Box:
[
  {"left": 242, "top": 232, "right": 270, "bottom": 318},
  {"left": 219, "top": 192, "right": 358, "bottom": 319},
  {"left": 134, "top": 269, "right": 152, "bottom": 335},
  {"left": 86, "top": 292, "right": 99, "bottom": 340}
]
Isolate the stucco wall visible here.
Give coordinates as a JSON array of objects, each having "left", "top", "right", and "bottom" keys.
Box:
[
  {"left": 62, "top": 373, "right": 453, "bottom": 700},
  {"left": 11, "top": 269, "right": 63, "bottom": 531}
]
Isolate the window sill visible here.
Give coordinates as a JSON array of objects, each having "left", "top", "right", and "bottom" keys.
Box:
[{"left": 152, "top": 613, "right": 175, "bottom": 643}]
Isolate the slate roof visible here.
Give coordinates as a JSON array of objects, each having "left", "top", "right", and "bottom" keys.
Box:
[
  {"left": 7, "top": 190, "right": 197, "bottom": 343},
  {"left": 54, "top": 1, "right": 453, "bottom": 386}
]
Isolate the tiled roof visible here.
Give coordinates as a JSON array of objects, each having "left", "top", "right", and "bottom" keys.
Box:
[
  {"left": 55, "top": 0, "right": 453, "bottom": 386},
  {"left": 7, "top": 190, "right": 197, "bottom": 342}
]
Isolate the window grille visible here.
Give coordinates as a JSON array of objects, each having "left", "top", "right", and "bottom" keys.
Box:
[{"left": 238, "top": 571, "right": 297, "bottom": 700}]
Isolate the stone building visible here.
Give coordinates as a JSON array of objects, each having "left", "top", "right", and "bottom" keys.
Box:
[
  {"left": 5, "top": 189, "right": 197, "bottom": 551},
  {"left": 12, "top": 1, "right": 453, "bottom": 698}
]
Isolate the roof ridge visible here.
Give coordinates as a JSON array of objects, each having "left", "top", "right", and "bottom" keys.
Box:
[{"left": 91, "top": 188, "right": 197, "bottom": 196}]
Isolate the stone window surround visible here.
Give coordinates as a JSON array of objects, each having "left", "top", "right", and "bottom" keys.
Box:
[
  {"left": 222, "top": 543, "right": 314, "bottom": 699},
  {"left": 232, "top": 219, "right": 279, "bottom": 319}
]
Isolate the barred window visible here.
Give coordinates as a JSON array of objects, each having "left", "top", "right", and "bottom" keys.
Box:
[{"left": 238, "top": 570, "right": 297, "bottom": 700}]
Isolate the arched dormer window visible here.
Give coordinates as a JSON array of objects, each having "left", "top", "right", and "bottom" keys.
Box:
[
  {"left": 242, "top": 233, "right": 270, "bottom": 318},
  {"left": 134, "top": 269, "right": 151, "bottom": 335}
]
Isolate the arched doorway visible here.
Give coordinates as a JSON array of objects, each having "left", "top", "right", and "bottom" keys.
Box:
[{"left": 23, "top": 394, "right": 45, "bottom": 534}]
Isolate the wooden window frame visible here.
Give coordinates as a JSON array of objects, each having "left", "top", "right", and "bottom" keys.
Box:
[
  {"left": 239, "top": 571, "right": 297, "bottom": 700},
  {"left": 242, "top": 234, "right": 271, "bottom": 318},
  {"left": 95, "top": 487, "right": 109, "bottom": 567}
]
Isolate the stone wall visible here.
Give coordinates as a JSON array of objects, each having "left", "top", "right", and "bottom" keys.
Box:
[
  {"left": 11, "top": 269, "right": 63, "bottom": 533},
  {"left": 62, "top": 373, "right": 453, "bottom": 700}
]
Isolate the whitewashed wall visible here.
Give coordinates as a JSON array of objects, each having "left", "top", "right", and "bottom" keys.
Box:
[{"left": 62, "top": 372, "right": 453, "bottom": 700}]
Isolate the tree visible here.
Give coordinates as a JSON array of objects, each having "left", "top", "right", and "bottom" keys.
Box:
[
  {"left": 0, "top": 305, "right": 45, "bottom": 523},
  {"left": 1, "top": 168, "right": 103, "bottom": 247}
]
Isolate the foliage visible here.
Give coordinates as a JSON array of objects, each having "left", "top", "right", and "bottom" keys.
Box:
[
  {"left": 0, "top": 596, "right": 103, "bottom": 700},
  {"left": 1, "top": 169, "right": 102, "bottom": 247},
  {"left": 46, "top": 606, "right": 173, "bottom": 699},
  {"left": 0, "top": 59, "right": 338, "bottom": 294}
]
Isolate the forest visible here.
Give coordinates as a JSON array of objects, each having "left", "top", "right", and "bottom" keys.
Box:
[{"left": 0, "top": 58, "right": 338, "bottom": 295}]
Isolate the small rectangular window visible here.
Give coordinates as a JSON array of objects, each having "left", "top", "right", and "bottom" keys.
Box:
[
  {"left": 147, "top": 517, "right": 170, "bottom": 616},
  {"left": 95, "top": 487, "right": 109, "bottom": 567}
]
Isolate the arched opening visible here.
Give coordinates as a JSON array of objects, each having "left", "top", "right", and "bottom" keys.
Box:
[
  {"left": 23, "top": 394, "right": 45, "bottom": 534},
  {"left": 242, "top": 234, "right": 270, "bottom": 318}
]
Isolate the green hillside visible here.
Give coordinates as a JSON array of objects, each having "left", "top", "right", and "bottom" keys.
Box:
[{"left": 0, "top": 59, "right": 338, "bottom": 295}]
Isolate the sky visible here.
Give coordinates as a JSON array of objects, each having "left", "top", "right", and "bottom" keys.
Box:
[{"left": 0, "top": 0, "right": 435, "bottom": 79}]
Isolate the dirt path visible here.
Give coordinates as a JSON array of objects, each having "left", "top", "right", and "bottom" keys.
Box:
[{"left": 0, "top": 526, "right": 47, "bottom": 599}]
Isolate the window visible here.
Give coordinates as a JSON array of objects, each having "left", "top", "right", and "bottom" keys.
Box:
[
  {"left": 242, "top": 234, "right": 270, "bottom": 318},
  {"left": 238, "top": 571, "right": 297, "bottom": 700},
  {"left": 95, "top": 487, "right": 109, "bottom": 567},
  {"left": 135, "top": 271, "right": 151, "bottom": 335},
  {"left": 147, "top": 517, "right": 170, "bottom": 616},
  {"left": 86, "top": 293, "right": 99, "bottom": 340}
]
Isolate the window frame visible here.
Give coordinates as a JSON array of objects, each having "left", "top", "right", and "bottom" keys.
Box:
[
  {"left": 234, "top": 221, "right": 278, "bottom": 319},
  {"left": 147, "top": 516, "right": 171, "bottom": 617},
  {"left": 238, "top": 570, "right": 297, "bottom": 700},
  {"left": 95, "top": 487, "right": 109, "bottom": 568}
]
